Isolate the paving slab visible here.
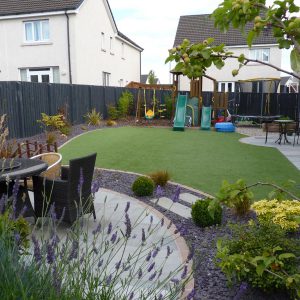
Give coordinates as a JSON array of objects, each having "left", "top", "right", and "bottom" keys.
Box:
[
  {"left": 150, "top": 197, "right": 191, "bottom": 219},
  {"left": 179, "top": 193, "right": 202, "bottom": 205}
]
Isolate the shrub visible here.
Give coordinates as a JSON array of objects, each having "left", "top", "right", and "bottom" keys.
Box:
[
  {"left": 118, "top": 91, "right": 134, "bottom": 118},
  {"left": 38, "top": 113, "right": 66, "bottom": 132},
  {"left": 149, "top": 170, "right": 170, "bottom": 187},
  {"left": 85, "top": 108, "right": 102, "bottom": 126},
  {"left": 107, "top": 105, "right": 119, "bottom": 120},
  {"left": 132, "top": 176, "right": 154, "bottom": 197},
  {"left": 59, "top": 125, "right": 71, "bottom": 136},
  {"left": 191, "top": 198, "right": 222, "bottom": 227},
  {"left": 106, "top": 120, "right": 117, "bottom": 126},
  {"left": 164, "top": 94, "right": 173, "bottom": 119},
  {"left": 45, "top": 132, "right": 57, "bottom": 145},
  {"left": 216, "top": 179, "right": 253, "bottom": 215},
  {"left": 252, "top": 199, "right": 300, "bottom": 231},
  {"left": 216, "top": 222, "right": 300, "bottom": 297}
]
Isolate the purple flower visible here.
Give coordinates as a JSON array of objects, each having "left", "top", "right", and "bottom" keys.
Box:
[
  {"left": 138, "top": 268, "right": 143, "bottom": 279},
  {"left": 171, "top": 186, "right": 181, "bottom": 203},
  {"left": 12, "top": 179, "right": 20, "bottom": 201},
  {"left": 152, "top": 247, "right": 160, "bottom": 258},
  {"left": 0, "top": 194, "right": 7, "bottom": 214},
  {"left": 107, "top": 222, "right": 112, "bottom": 235},
  {"left": 166, "top": 245, "right": 171, "bottom": 258},
  {"left": 115, "top": 260, "right": 121, "bottom": 270},
  {"left": 106, "top": 274, "right": 112, "bottom": 285},
  {"left": 14, "top": 233, "right": 20, "bottom": 245},
  {"left": 77, "top": 168, "right": 84, "bottom": 195},
  {"left": 91, "top": 178, "right": 100, "bottom": 194},
  {"left": 181, "top": 265, "right": 188, "bottom": 279},
  {"left": 129, "top": 292, "right": 134, "bottom": 300},
  {"left": 150, "top": 215, "right": 153, "bottom": 223},
  {"left": 52, "top": 265, "right": 61, "bottom": 294},
  {"left": 146, "top": 251, "right": 152, "bottom": 262},
  {"left": 98, "top": 259, "right": 103, "bottom": 268},
  {"left": 32, "top": 235, "right": 42, "bottom": 263},
  {"left": 68, "top": 240, "right": 79, "bottom": 261},
  {"left": 171, "top": 278, "right": 179, "bottom": 285},
  {"left": 187, "top": 289, "right": 195, "bottom": 300},
  {"left": 149, "top": 271, "right": 157, "bottom": 281},
  {"left": 124, "top": 201, "right": 130, "bottom": 213},
  {"left": 124, "top": 213, "right": 131, "bottom": 238},
  {"left": 160, "top": 218, "right": 164, "bottom": 227},
  {"left": 47, "top": 242, "right": 55, "bottom": 264},
  {"left": 157, "top": 293, "right": 163, "bottom": 300},
  {"left": 187, "top": 245, "right": 195, "bottom": 262},
  {"left": 49, "top": 203, "right": 57, "bottom": 221},
  {"left": 142, "top": 228, "right": 146, "bottom": 243},
  {"left": 155, "top": 185, "right": 163, "bottom": 198},
  {"left": 111, "top": 231, "right": 117, "bottom": 243},
  {"left": 92, "top": 223, "right": 101, "bottom": 235},
  {"left": 234, "top": 282, "right": 248, "bottom": 300},
  {"left": 147, "top": 262, "right": 155, "bottom": 272}
]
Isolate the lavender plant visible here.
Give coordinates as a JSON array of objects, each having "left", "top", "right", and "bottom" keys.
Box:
[{"left": 24, "top": 178, "right": 194, "bottom": 300}]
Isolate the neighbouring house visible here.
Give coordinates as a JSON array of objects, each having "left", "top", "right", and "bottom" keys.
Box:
[
  {"left": 173, "top": 14, "right": 281, "bottom": 92},
  {"left": 0, "top": 0, "right": 143, "bottom": 86},
  {"left": 280, "top": 76, "right": 299, "bottom": 93}
]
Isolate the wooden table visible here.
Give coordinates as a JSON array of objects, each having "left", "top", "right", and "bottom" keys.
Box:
[
  {"left": 274, "top": 120, "right": 295, "bottom": 145},
  {"left": 0, "top": 158, "right": 48, "bottom": 218}
]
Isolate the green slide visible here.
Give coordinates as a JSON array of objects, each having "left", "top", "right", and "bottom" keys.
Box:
[
  {"left": 173, "top": 94, "right": 188, "bottom": 131},
  {"left": 201, "top": 106, "right": 212, "bottom": 130}
]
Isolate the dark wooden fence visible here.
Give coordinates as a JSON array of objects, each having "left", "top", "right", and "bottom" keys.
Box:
[{"left": 0, "top": 81, "right": 298, "bottom": 139}]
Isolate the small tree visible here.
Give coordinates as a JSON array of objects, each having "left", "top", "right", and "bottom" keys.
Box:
[{"left": 148, "top": 70, "right": 158, "bottom": 84}]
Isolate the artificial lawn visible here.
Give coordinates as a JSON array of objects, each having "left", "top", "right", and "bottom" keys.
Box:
[{"left": 60, "top": 127, "right": 300, "bottom": 199}]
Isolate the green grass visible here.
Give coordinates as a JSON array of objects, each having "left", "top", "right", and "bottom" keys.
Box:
[{"left": 60, "top": 127, "right": 300, "bottom": 199}]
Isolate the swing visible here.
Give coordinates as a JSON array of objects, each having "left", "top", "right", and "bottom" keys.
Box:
[{"left": 144, "top": 89, "right": 156, "bottom": 120}]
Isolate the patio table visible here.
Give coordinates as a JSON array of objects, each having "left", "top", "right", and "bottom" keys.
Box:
[
  {"left": 274, "top": 120, "right": 295, "bottom": 145},
  {"left": 0, "top": 158, "right": 48, "bottom": 218}
]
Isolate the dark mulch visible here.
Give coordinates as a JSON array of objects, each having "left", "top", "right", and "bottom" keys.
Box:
[{"left": 95, "top": 168, "right": 291, "bottom": 300}]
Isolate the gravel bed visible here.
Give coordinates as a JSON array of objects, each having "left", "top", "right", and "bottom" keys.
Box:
[{"left": 95, "top": 168, "right": 290, "bottom": 300}]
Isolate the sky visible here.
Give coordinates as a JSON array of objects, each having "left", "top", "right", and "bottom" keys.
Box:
[{"left": 109, "top": 0, "right": 299, "bottom": 84}]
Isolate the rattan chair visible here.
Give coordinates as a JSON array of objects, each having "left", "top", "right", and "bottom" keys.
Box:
[
  {"left": 32, "top": 153, "right": 97, "bottom": 224},
  {"left": 25, "top": 152, "right": 62, "bottom": 190}
]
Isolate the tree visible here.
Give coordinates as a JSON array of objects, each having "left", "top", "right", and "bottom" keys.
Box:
[
  {"left": 212, "top": 0, "right": 300, "bottom": 72},
  {"left": 166, "top": 0, "right": 300, "bottom": 80},
  {"left": 148, "top": 70, "right": 158, "bottom": 84}
]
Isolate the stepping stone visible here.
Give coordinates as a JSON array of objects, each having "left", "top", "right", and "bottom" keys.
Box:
[
  {"left": 150, "top": 197, "right": 191, "bottom": 219},
  {"left": 179, "top": 193, "right": 202, "bottom": 205}
]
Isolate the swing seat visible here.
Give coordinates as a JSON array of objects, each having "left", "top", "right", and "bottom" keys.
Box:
[{"left": 145, "top": 109, "right": 154, "bottom": 119}]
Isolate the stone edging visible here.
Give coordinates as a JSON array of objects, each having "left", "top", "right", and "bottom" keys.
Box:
[{"left": 100, "top": 187, "right": 194, "bottom": 298}]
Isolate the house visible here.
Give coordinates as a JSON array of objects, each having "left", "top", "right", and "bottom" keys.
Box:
[
  {"left": 0, "top": 0, "right": 143, "bottom": 86},
  {"left": 173, "top": 14, "right": 281, "bottom": 92},
  {"left": 280, "top": 76, "right": 299, "bottom": 93}
]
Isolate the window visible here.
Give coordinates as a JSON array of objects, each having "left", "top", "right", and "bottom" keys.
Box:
[
  {"left": 121, "top": 42, "right": 125, "bottom": 59},
  {"left": 102, "top": 72, "right": 110, "bottom": 86},
  {"left": 218, "top": 82, "right": 235, "bottom": 92},
  {"left": 110, "top": 37, "right": 114, "bottom": 54},
  {"left": 249, "top": 48, "right": 270, "bottom": 62},
  {"left": 101, "top": 32, "right": 106, "bottom": 51},
  {"left": 19, "top": 67, "right": 60, "bottom": 83},
  {"left": 24, "top": 20, "right": 49, "bottom": 42}
]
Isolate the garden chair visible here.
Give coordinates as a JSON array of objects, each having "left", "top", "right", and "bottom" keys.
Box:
[{"left": 32, "top": 153, "right": 97, "bottom": 224}]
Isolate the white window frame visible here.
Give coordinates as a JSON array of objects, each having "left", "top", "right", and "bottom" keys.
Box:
[
  {"left": 101, "top": 32, "right": 106, "bottom": 52},
  {"left": 121, "top": 42, "right": 125, "bottom": 59},
  {"left": 218, "top": 81, "right": 235, "bottom": 92},
  {"left": 102, "top": 72, "right": 110, "bottom": 86},
  {"left": 110, "top": 36, "right": 114, "bottom": 54},
  {"left": 249, "top": 48, "right": 270, "bottom": 63},
  {"left": 23, "top": 19, "right": 50, "bottom": 43},
  {"left": 26, "top": 67, "right": 53, "bottom": 83}
]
